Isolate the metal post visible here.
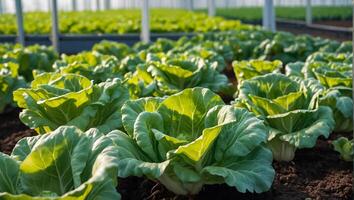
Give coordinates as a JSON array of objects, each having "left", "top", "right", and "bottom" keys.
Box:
[
  {"left": 263, "top": 0, "right": 276, "bottom": 32},
  {"left": 141, "top": 0, "right": 150, "bottom": 43},
  {"left": 72, "top": 0, "right": 77, "bottom": 11},
  {"left": 187, "top": 0, "right": 193, "bottom": 10},
  {"left": 15, "top": 0, "right": 25, "bottom": 46},
  {"left": 104, "top": 0, "right": 110, "bottom": 10},
  {"left": 96, "top": 0, "right": 100, "bottom": 10},
  {"left": 51, "top": 0, "right": 60, "bottom": 52},
  {"left": 0, "top": 0, "right": 3, "bottom": 14},
  {"left": 306, "top": 0, "right": 312, "bottom": 25},
  {"left": 208, "top": 0, "right": 215, "bottom": 16}
]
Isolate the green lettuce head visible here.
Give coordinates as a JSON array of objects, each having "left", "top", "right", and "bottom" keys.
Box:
[
  {"left": 147, "top": 58, "right": 228, "bottom": 95},
  {"left": 306, "top": 62, "right": 352, "bottom": 132},
  {"left": 112, "top": 87, "right": 274, "bottom": 195},
  {"left": 14, "top": 72, "right": 129, "bottom": 134},
  {"left": 237, "top": 73, "right": 335, "bottom": 161},
  {"left": 0, "top": 126, "right": 121, "bottom": 199},
  {"left": 232, "top": 59, "right": 282, "bottom": 82}
]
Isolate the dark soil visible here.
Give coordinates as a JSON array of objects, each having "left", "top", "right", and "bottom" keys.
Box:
[
  {"left": 0, "top": 110, "right": 352, "bottom": 200},
  {"left": 314, "top": 20, "right": 352, "bottom": 28},
  {"left": 0, "top": 108, "right": 36, "bottom": 154}
]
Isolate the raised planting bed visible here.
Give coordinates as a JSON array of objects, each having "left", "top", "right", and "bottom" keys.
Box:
[
  {"left": 0, "top": 108, "right": 352, "bottom": 200},
  {"left": 276, "top": 19, "right": 352, "bottom": 41}
]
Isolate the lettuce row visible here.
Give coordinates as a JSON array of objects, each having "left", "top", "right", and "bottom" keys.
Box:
[
  {"left": 0, "top": 126, "right": 121, "bottom": 199},
  {"left": 13, "top": 72, "right": 129, "bottom": 134},
  {"left": 237, "top": 74, "right": 335, "bottom": 161},
  {"left": 112, "top": 87, "right": 274, "bottom": 195}
]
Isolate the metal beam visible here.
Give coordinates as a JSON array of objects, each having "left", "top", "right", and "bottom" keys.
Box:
[
  {"left": 263, "top": 0, "right": 276, "bottom": 32},
  {"left": 306, "top": 0, "right": 312, "bottom": 25},
  {"left": 208, "top": 0, "right": 215, "bottom": 16},
  {"left": 141, "top": 0, "right": 150, "bottom": 43},
  {"left": 51, "top": 0, "right": 60, "bottom": 52},
  {"left": 15, "top": 0, "right": 25, "bottom": 46}
]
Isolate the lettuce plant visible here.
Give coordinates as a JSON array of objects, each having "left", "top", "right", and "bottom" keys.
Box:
[
  {"left": 147, "top": 58, "right": 228, "bottom": 95},
  {"left": 13, "top": 72, "right": 129, "bottom": 134},
  {"left": 112, "top": 87, "right": 275, "bottom": 195},
  {"left": 306, "top": 62, "right": 352, "bottom": 132},
  {"left": 232, "top": 59, "right": 282, "bottom": 82},
  {"left": 124, "top": 64, "right": 159, "bottom": 99},
  {"left": 92, "top": 40, "right": 134, "bottom": 60},
  {"left": 0, "top": 126, "right": 121, "bottom": 199},
  {"left": 55, "top": 55, "right": 124, "bottom": 83},
  {"left": 332, "top": 137, "right": 353, "bottom": 162},
  {"left": 237, "top": 74, "right": 335, "bottom": 161},
  {"left": 0, "top": 62, "right": 26, "bottom": 113},
  {"left": 1, "top": 45, "right": 58, "bottom": 81}
]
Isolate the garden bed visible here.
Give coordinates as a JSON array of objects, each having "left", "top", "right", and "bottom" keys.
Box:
[{"left": 1, "top": 104, "right": 352, "bottom": 200}]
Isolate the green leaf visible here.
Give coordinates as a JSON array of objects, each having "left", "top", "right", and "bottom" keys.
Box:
[
  {"left": 14, "top": 73, "right": 129, "bottom": 134},
  {"left": 116, "top": 88, "right": 273, "bottom": 195},
  {"left": 1, "top": 126, "right": 121, "bottom": 199},
  {"left": 233, "top": 59, "right": 282, "bottom": 81},
  {"left": 332, "top": 137, "right": 353, "bottom": 162}
]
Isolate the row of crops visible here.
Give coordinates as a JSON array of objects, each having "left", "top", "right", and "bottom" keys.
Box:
[
  {"left": 210, "top": 6, "right": 353, "bottom": 21},
  {"left": 0, "top": 27, "right": 352, "bottom": 198},
  {"left": 0, "top": 9, "right": 253, "bottom": 35}
]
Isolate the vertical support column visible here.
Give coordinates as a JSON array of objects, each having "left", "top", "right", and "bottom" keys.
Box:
[
  {"left": 0, "top": 0, "right": 3, "bottom": 14},
  {"left": 96, "top": 0, "right": 100, "bottom": 10},
  {"left": 51, "top": 0, "right": 60, "bottom": 52},
  {"left": 141, "top": 0, "right": 150, "bottom": 43},
  {"left": 104, "top": 0, "right": 110, "bottom": 10},
  {"left": 208, "top": 0, "right": 215, "bottom": 16},
  {"left": 72, "top": 0, "right": 77, "bottom": 11},
  {"left": 187, "top": 0, "right": 193, "bottom": 10},
  {"left": 15, "top": 0, "right": 25, "bottom": 46},
  {"left": 306, "top": 0, "right": 312, "bottom": 25},
  {"left": 263, "top": 0, "right": 276, "bottom": 32}
]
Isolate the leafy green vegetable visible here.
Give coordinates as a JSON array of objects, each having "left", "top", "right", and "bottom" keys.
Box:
[
  {"left": 13, "top": 72, "right": 129, "bottom": 134},
  {"left": 1, "top": 45, "right": 58, "bottom": 81},
  {"left": 0, "top": 62, "right": 26, "bottom": 113},
  {"left": 147, "top": 57, "right": 229, "bottom": 95},
  {"left": 332, "top": 137, "right": 353, "bottom": 162},
  {"left": 0, "top": 126, "right": 121, "bottom": 199},
  {"left": 92, "top": 40, "right": 134, "bottom": 60},
  {"left": 113, "top": 87, "right": 274, "bottom": 195},
  {"left": 237, "top": 74, "right": 335, "bottom": 161},
  {"left": 0, "top": 9, "right": 251, "bottom": 35},
  {"left": 232, "top": 59, "right": 282, "bottom": 82},
  {"left": 54, "top": 52, "right": 125, "bottom": 83}
]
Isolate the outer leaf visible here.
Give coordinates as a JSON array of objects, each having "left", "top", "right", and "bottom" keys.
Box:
[
  {"left": 332, "top": 137, "right": 353, "bottom": 162},
  {"left": 0, "top": 126, "right": 121, "bottom": 199}
]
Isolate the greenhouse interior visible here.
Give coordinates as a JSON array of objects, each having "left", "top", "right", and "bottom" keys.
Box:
[{"left": 0, "top": 0, "right": 352, "bottom": 199}]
